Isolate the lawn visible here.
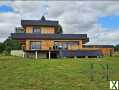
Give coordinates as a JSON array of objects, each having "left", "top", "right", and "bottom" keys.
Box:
[{"left": 0, "top": 55, "right": 119, "bottom": 90}]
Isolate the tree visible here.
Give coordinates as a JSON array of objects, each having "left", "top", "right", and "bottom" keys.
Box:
[
  {"left": 0, "top": 43, "right": 5, "bottom": 53},
  {"left": 3, "top": 37, "right": 21, "bottom": 54},
  {"left": 114, "top": 44, "right": 119, "bottom": 52}
]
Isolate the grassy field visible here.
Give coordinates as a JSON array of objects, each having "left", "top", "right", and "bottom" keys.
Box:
[{"left": 0, "top": 55, "right": 119, "bottom": 90}]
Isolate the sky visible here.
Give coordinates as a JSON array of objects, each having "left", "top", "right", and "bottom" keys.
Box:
[{"left": 0, "top": 1, "right": 119, "bottom": 45}]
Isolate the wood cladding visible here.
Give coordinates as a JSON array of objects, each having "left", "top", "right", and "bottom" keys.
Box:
[
  {"left": 41, "top": 40, "right": 54, "bottom": 50},
  {"left": 24, "top": 40, "right": 82, "bottom": 50},
  {"left": 79, "top": 40, "right": 82, "bottom": 48},
  {"left": 100, "top": 48, "right": 114, "bottom": 56},
  {"left": 26, "top": 40, "right": 30, "bottom": 50},
  {"left": 21, "top": 39, "right": 114, "bottom": 56},
  {"left": 54, "top": 40, "right": 82, "bottom": 50},
  {"left": 26, "top": 26, "right": 32, "bottom": 33},
  {"left": 25, "top": 26, "right": 55, "bottom": 34},
  {"left": 41, "top": 27, "right": 55, "bottom": 34}
]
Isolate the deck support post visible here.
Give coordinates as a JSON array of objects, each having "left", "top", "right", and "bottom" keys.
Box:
[
  {"left": 22, "top": 51, "right": 25, "bottom": 58},
  {"left": 49, "top": 50, "right": 51, "bottom": 60},
  {"left": 74, "top": 56, "right": 77, "bottom": 59},
  {"left": 35, "top": 51, "right": 38, "bottom": 59}
]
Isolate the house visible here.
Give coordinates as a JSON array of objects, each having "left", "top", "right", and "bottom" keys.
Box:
[{"left": 11, "top": 16, "right": 114, "bottom": 59}]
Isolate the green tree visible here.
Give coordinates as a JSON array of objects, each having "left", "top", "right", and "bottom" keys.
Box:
[
  {"left": 114, "top": 44, "right": 119, "bottom": 52},
  {"left": 3, "top": 37, "right": 21, "bottom": 55},
  {"left": 0, "top": 43, "right": 5, "bottom": 53}
]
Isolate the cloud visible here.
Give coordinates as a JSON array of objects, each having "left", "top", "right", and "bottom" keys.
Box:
[{"left": 0, "top": 1, "right": 119, "bottom": 45}]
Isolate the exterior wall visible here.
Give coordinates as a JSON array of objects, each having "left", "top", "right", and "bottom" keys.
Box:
[
  {"left": 41, "top": 40, "right": 54, "bottom": 50},
  {"left": 25, "top": 40, "right": 54, "bottom": 50},
  {"left": 100, "top": 48, "right": 114, "bottom": 56},
  {"left": 25, "top": 26, "right": 55, "bottom": 34},
  {"left": 79, "top": 40, "right": 82, "bottom": 48},
  {"left": 41, "top": 27, "right": 55, "bottom": 34},
  {"left": 54, "top": 40, "right": 82, "bottom": 50},
  {"left": 23, "top": 39, "right": 114, "bottom": 57},
  {"left": 24, "top": 40, "right": 83, "bottom": 51},
  {"left": 25, "top": 26, "right": 32, "bottom": 33},
  {"left": 26, "top": 40, "right": 30, "bottom": 50}
]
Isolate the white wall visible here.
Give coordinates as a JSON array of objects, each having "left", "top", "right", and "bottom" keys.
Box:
[{"left": 11, "top": 50, "right": 24, "bottom": 57}]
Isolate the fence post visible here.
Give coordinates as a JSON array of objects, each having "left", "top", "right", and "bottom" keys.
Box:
[
  {"left": 90, "top": 63, "right": 94, "bottom": 81},
  {"left": 106, "top": 64, "right": 109, "bottom": 81}
]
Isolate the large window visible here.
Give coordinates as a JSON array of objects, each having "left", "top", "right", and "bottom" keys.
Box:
[
  {"left": 31, "top": 41, "right": 41, "bottom": 50},
  {"left": 33, "top": 27, "right": 41, "bottom": 33},
  {"left": 54, "top": 41, "right": 79, "bottom": 50}
]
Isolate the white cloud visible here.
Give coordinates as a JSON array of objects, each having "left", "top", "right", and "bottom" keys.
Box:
[{"left": 0, "top": 1, "right": 119, "bottom": 45}]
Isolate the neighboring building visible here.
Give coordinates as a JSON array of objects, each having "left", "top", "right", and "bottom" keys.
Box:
[{"left": 11, "top": 16, "right": 114, "bottom": 58}]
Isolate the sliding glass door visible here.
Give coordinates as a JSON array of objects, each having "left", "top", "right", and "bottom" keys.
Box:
[{"left": 31, "top": 41, "right": 41, "bottom": 50}]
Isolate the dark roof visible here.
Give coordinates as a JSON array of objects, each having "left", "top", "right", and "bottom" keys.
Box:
[
  {"left": 11, "top": 33, "right": 89, "bottom": 43},
  {"left": 84, "top": 45, "right": 114, "bottom": 48},
  {"left": 21, "top": 16, "right": 59, "bottom": 26},
  {"left": 62, "top": 50, "right": 102, "bottom": 57}
]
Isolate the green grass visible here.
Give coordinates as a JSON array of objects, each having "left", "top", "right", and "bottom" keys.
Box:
[{"left": 0, "top": 55, "right": 119, "bottom": 90}]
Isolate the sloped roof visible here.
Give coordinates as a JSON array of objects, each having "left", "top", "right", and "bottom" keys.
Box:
[
  {"left": 11, "top": 33, "right": 89, "bottom": 43},
  {"left": 11, "top": 33, "right": 88, "bottom": 40},
  {"left": 21, "top": 16, "right": 59, "bottom": 26},
  {"left": 84, "top": 45, "right": 114, "bottom": 48}
]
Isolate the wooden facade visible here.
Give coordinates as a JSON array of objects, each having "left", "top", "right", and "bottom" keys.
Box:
[
  {"left": 25, "top": 40, "right": 83, "bottom": 51},
  {"left": 25, "top": 26, "right": 55, "bottom": 34},
  {"left": 99, "top": 48, "right": 114, "bottom": 56}
]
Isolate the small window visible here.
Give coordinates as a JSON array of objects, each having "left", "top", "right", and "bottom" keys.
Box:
[{"left": 33, "top": 27, "right": 41, "bottom": 33}]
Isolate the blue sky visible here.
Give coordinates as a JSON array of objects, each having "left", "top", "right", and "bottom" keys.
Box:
[
  {"left": 0, "top": 5, "right": 14, "bottom": 13},
  {"left": 98, "top": 16, "right": 119, "bottom": 29}
]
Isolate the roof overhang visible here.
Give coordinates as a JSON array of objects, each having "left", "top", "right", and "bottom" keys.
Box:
[{"left": 11, "top": 33, "right": 89, "bottom": 43}]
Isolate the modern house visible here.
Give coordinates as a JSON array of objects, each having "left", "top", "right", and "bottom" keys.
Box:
[{"left": 11, "top": 16, "right": 114, "bottom": 59}]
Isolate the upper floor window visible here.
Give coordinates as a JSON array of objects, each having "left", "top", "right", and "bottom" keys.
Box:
[{"left": 33, "top": 27, "right": 41, "bottom": 33}]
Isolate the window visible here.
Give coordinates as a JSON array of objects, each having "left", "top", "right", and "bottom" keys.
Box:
[
  {"left": 54, "top": 41, "right": 79, "bottom": 50},
  {"left": 31, "top": 41, "right": 41, "bottom": 50},
  {"left": 33, "top": 27, "right": 41, "bottom": 33}
]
